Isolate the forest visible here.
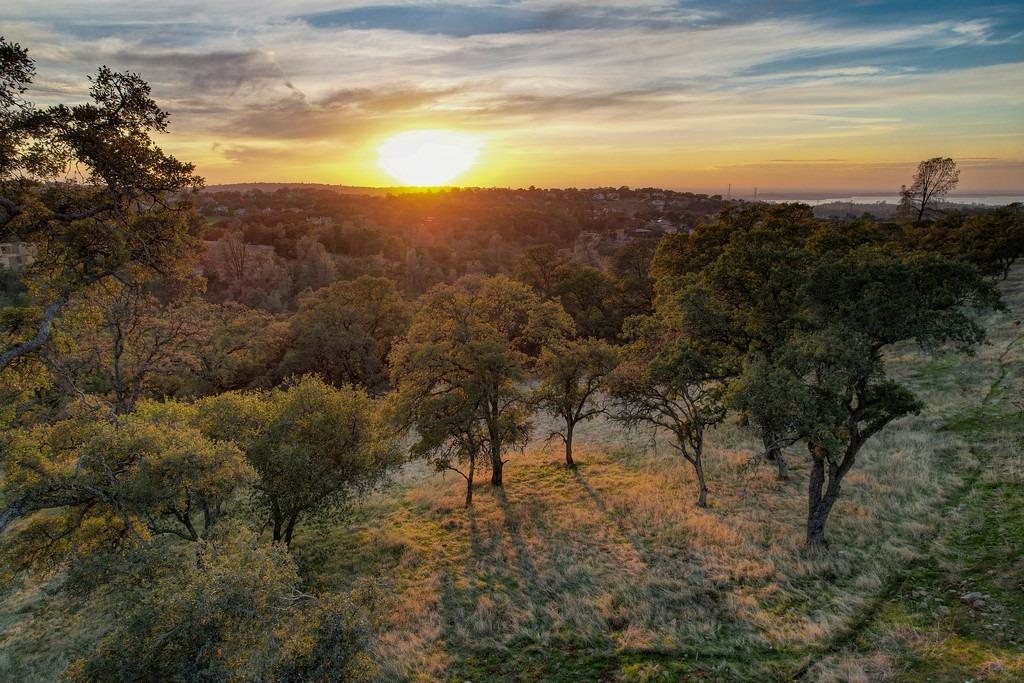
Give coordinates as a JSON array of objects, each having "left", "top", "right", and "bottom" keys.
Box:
[{"left": 2, "top": 37, "right": 1024, "bottom": 682}]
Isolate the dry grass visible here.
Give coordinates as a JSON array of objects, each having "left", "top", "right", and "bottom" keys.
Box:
[
  {"left": 282, "top": 270, "right": 1024, "bottom": 681},
  {"left": 3, "top": 267, "right": 1022, "bottom": 681}
]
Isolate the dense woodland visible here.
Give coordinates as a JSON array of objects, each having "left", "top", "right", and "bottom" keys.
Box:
[{"left": 2, "top": 38, "right": 1024, "bottom": 681}]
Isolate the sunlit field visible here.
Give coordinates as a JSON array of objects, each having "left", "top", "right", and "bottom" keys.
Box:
[
  {"left": 254, "top": 269, "right": 1021, "bottom": 681},
  {"left": 2, "top": 272, "right": 1020, "bottom": 681},
  {"left": 1, "top": 276, "right": 1021, "bottom": 682}
]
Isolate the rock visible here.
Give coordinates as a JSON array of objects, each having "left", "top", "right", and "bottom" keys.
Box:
[{"left": 960, "top": 591, "right": 985, "bottom": 606}]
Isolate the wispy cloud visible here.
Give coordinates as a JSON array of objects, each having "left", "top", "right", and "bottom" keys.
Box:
[{"left": 3, "top": 1, "right": 1022, "bottom": 190}]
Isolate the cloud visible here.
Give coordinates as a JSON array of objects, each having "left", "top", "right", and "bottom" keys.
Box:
[
  {"left": 3, "top": 1, "right": 1022, "bottom": 189},
  {"left": 295, "top": 2, "right": 708, "bottom": 37},
  {"left": 112, "top": 48, "right": 299, "bottom": 95}
]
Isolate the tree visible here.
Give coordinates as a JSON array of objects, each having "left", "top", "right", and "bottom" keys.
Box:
[
  {"left": 390, "top": 275, "right": 570, "bottom": 503},
  {"left": 552, "top": 262, "right": 624, "bottom": 340},
  {"left": 900, "top": 157, "right": 959, "bottom": 224},
  {"left": 65, "top": 527, "right": 380, "bottom": 683},
  {"left": 953, "top": 205, "right": 1024, "bottom": 280},
  {"left": 607, "top": 316, "right": 725, "bottom": 507},
  {"left": 658, "top": 204, "right": 819, "bottom": 480},
  {"left": 791, "top": 247, "right": 998, "bottom": 548},
  {"left": 0, "top": 400, "right": 251, "bottom": 548},
  {"left": 609, "top": 238, "right": 657, "bottom": 319},
  {"left": 45, "top": 275, "right": 203, "bottom": 413},
  {"left": 187, "top": 300, "right": 289, "bottom": 395},
  {"left": 663, "top": 210, "right": 1000, "bottom": 545},
  {"left": 203, "top": 230, "right": 292, "bottom": 311},
  {"left": 277, "top": 276, "right": 409, "bottom": 393},
  {"left": 513, "top": 244, "right": 567, "bottom": 300},
  {"left": 197, "top": 376, "right": 400, "bottom": 545},
  {"left": 0, "top": 38, "right": 202, "bottom": 372},
  {"left": 532, "top": 338, "right": 618, "bottom": 467},
  {"left": 291, "top": 234, "right": 337, "bottom": 294}
]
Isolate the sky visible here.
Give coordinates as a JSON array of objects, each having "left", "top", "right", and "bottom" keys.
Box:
[{"left": 4, "top": 1, "right": 1024, "bottom": 193}]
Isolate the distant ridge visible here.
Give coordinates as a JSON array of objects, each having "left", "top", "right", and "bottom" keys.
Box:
[{"left": 201, "top": 182, "right": 398, "bottom": 196}]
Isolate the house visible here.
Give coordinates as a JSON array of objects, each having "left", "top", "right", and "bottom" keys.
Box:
[{"left": 0, "top": 242, "right": 35, "bottom": 271}]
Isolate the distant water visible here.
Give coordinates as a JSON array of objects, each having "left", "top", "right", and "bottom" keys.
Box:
[{"left": 764, "top": 195, "right": 1023, "bottom": 207}]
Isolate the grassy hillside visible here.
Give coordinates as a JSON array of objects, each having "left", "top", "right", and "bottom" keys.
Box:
[
  {"left": 2, "top": 267, "right": 1022, "bottom": 682},
  {"left": 298, "top": 266, "right": 1022, "bottom": 682}
]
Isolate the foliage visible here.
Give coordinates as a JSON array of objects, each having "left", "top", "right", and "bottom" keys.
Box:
[
  {"left": 196, "top": 375, "right": 401, "bottom": 545},
  {"left": 656, "top": 203, "right": 820, "bottom": 479},
  {"left": 532, "top": 337, "right": 618, "bottom": 466},
  {"left": 391, "top": 275, "right": 571, "bottom": 503},
  {"left": 0, "top": 400, "right": 252, "bottom": 564},
  {"left": 953, "top": 204, "right": 1024, "bottom": 279},
  {"left": 44, "top": 275, "right": 204, "bottom": 413},
  {"left": 607, "top": 314, "right": 726, "bottom": 507},
  {"left": 514, "top": 244, "right": 567, "bottom": 300},
  {"left": 609, "top": 238, "right": 658, "bottom": 319},
  {"left": 202, "top": 230, "right": 292, "bottom": 311},
  {"left": 277, "top": 275, "right": 409, "bottom": 393},
  {"left": 0, "top": 37, "right": 202, "bottom": 372},
  {"left": 552, "top": 262, "right": 625, "bottom": 341},
  {"left": 65, "top": 526, "right": 380, "bottom": 683},
  {"left": 186, "top": 300, "right": 289, "bottom": 395}
]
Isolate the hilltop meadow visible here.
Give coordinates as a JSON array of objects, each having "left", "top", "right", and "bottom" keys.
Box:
[{"left": 3, "top": 267, "right": 1021, "bottom": 682}]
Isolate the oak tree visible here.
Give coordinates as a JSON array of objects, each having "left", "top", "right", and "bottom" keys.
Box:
[
  {"left": 607, "top": 315, "right": 725, "bottom": 507},
  {"left": 532, "top": 338, "right": 618, "bottom": 467},
  {"left": 0, "top": 38, "right": 202, "bottom": 371},
  {"left": 391, "top": 275, "right": 570, "bottom": 503}
]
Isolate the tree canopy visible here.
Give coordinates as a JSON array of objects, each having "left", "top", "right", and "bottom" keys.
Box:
[{"left": 1, "top": 37, "right": 203, "bottom": 372}]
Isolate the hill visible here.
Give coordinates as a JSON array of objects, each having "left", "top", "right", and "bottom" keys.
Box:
[
  {"left": 295, "top": 266, "right": 1022, "bottom": 681},
  {"left": 1, "top": 269, "right": 1021, "bottom": 682},
  {"left": 201, "top": 182, "right": 395, "bottom": 196}
]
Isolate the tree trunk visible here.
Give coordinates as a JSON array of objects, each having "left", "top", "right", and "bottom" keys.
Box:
[
  {"left": 805, "top": 445, "right": 843, "bottom": 550},
  {"left": 762, "top": 431, "right": 789, "bottom": 481},
  {"left": 271, "top": 499, "right": 284, "bottom": 543},
  {"left": 693, "top": 455, "right": 708, "bottom": 508},
  {"left": 283, "top": 513, "right": 298, "bottom": 547},
  {"left": 465, "top": 453, "right": 476, "bottom": 507},
  {"left": 564, "top": 423, "right": 575, "bottom": 467},
  {"left": 489, "top": 438, "right": 503, "bottom": 486}
]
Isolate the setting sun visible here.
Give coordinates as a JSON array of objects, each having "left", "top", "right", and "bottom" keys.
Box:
[{"left": 376, "top": 130, "right": 481, "bottom": 186}]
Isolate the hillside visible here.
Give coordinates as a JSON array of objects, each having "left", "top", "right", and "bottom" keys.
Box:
[
  {"left": 1, "top": 271, "right": 1021, "bottom": 682},
  {"left": 296, "top": 266, "right": 1023, "bottom": 681}
]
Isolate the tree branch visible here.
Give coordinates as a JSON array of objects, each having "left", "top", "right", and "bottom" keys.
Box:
[{"left": 0, "top": 297, "right": 67, "bottom": 369}]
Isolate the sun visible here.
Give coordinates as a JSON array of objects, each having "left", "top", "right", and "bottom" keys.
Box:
[{"left": 377, "top": 130, "right": 481, "bottom": 186}]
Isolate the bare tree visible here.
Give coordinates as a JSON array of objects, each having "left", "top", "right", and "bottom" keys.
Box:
[{"left": 900, "top": 157, "right": 959, "bottom": 224}]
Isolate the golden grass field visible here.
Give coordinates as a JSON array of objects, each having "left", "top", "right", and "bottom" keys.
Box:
[
  {"left": 2, "top": 266, "right": 1022, "bottom": 682},
  {"left": 286, "top": 266, "right": 1024, "bottom": 681}
]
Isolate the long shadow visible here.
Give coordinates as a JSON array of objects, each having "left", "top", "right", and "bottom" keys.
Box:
[
  {"left": 493, "top": 487, "right": 552, "bottom": 631},
  {"left": 436, "top": 476, "right": 777, "bottom": 679},
  {"left": 436, "top": 489, "right": 551, "bottom": 672},
  {"left": 435, "top": 504, "right": 492, "bottom": 668},
  {"left": 571, "top": 466, "right": 661, "bottom": 569}
]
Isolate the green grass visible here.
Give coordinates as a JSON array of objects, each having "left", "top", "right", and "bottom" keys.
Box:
[{"left": 806, "top": 269, "right": 1024, "bottom": 683}]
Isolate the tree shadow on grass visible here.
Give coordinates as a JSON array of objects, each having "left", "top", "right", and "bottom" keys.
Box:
[
  {"left": 434, "top": 469, "right": 767, "bottom": 680},
  {"left": 570, "top": 466, "right": 660, "bottom": 569}
]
